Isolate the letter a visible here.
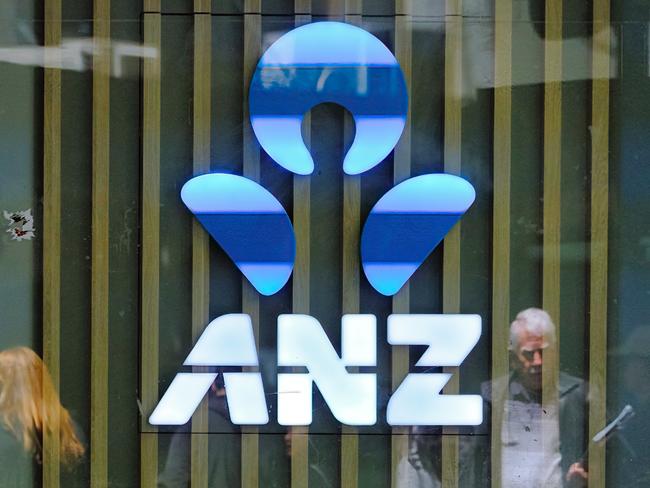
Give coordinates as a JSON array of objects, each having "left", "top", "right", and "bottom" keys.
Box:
[{"left": 149, "top": 314, "right": 269, "bottom": 425}]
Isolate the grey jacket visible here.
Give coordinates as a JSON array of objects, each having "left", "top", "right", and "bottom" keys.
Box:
[
  {"left": 467, "top": 372, "right": 587, "bottom": 487},
  {"left": 407, "top": 372, "right": 587, "bottom": 487}
]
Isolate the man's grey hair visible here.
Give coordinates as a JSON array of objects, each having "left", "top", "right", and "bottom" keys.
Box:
[{"left": 509, "top": 308, "right": 556, "bottom": 350}]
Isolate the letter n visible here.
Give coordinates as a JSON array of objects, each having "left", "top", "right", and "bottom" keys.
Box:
[{"left": 277, "top": 314, "right": 377, "bottom": 426}]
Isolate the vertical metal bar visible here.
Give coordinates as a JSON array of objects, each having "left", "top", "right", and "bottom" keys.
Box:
[
  {"left": 141, "top": 4, "right": 161, "bottom": 486},
  {"left": 291, "top": 4, "right": 311, "bottom": 486},
  {"left": 391, "top": 2, "right": 412, "bottom": 486},
  {"left": 242, "top": 2, "right": 262, "bottom": 487},
  {"left": 588, "top": 1, "right": 610, "bottom": 486},
  {"left": 542, "top": 0, "right": 562, "bottom": 462},
  {"left": 491, "top": 1, "right": 513, "bottom": 485},
  {"left": 341, "top": 4, "right": 362, "bottom": 487},
  {"left": 91, "top": 0, "right": 111, "bottom": 486},
  {"left": 442, "top": 0, "right": 463, "bottom": 486},
  {"left": 191, "top": 4, "right": 212, "bottom": 487},
  {"left": 43, "top": 0, "right": 62, "bottom": 485}
]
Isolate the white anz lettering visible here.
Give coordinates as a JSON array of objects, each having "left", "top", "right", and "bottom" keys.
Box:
[
  {"left": 148, "top": 313, "right": 482, "bottom": 427},
  {"left": 148, "top": 314, "right": 269, "bottom": 425},
  {"left": 386, "top": 314, "right": 483, "bottom": 425},
  {"left": 277, "top": 314, "right": 377, "bottom": 425}
]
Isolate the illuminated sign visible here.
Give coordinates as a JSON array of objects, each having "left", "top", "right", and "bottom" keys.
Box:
[
  {"left": 149, "top": 22, "right": 482, "bottom": 428},
  {"left": 361, "top": 174, "right": 475, "bottom": 296},
  {"left": 181, "top": 174, "right": 295, "bottom": 296},
  {"left": 149, "top": 314, "right": 268, "bottom": 425},
  {"left": 149, "top": 314, "right": 482, "bottom": 426},
  {"left": 249, "top": 22, "right": 408, "bottom": 176}
]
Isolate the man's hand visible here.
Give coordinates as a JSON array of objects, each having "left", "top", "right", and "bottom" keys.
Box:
[{"left": 566, "top": 462, "right": 588, "bottom": 482}]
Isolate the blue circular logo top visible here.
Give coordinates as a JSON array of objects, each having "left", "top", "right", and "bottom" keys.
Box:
[{"left": 249, "top": 21, "right": 408, "bottom": 175}]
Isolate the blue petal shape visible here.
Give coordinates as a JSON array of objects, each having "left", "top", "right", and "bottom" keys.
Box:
[
  {"left": 361, "top": 174, "right": 476, "bottom": 296},
  {"left": 181, "top": 174, "right": 295, "bottom": 296},
  {"left": 249, "top": 21, "right": 408, "bottom": 176}
]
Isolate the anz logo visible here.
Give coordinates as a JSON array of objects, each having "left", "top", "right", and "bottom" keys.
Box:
[{"left": 149, "top": 22, "right": 482, "bottom": 428}]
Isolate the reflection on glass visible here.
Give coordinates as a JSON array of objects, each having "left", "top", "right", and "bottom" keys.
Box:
[
  {"left": 401, "top": 309, "right": 589, "bottom": 487},
  {"left": 610, "top": 327, "right": 650, "bottom": 486},
  {"left": 283, "top": 427, "right": 333, "bottom": 488},
  {"left": 0, "top": 347, "right": 84, "bottom": 486},
  {"left": 158, "top": 376, "right": 241, "bottom": 488},
  {"left": 495, "top": 308, "right": 587, "bottom": 487}
]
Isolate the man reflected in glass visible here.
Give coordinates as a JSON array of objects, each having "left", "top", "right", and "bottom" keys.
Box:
[
  {"left": 158, "top": 373, "right": 240, "bottom": 488},
  {"left": 490, "top": 308, "right": 587, "bottom": 486},
  {"left": 407, "top": 308, "right": 588, "bottom": 487}
]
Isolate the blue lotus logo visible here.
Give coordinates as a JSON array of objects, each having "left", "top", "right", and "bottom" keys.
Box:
[{"left": 181, "top": 21, "right": 476, "bottom": 297}]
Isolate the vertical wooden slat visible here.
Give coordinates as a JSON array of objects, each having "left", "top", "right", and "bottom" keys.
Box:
[
  {"left": 491, "top": 0, "right": 513, "bottom": 486},
  {"left": 43, "top": 0, "right": 62, "bottom": 486},
  {"left": 91, "top": 0, "right": 111, "bottom": 486},
  {"left": 241, "top": 282, "right": 260, "bottom": 488},
  {"left": 542, "top": 0, "right": 562, "bottom": 334},
  {"left": 144, "top": 0, "right": 159, "bottom": 11},
  {"left": 141, "top": 7, "right": 161, "bottom": 488},
  {"left": 341, "top": 4, "right": 362, "bottom": 487},
  {"left": 242, "top": 3, "right": 261, "bottom": 487},
  {"left": 195, "top": 0, "right": 210, "bottom": 13},
  {"left": 291, "top": 6, "right": 311, "bottom": 487},
  {"left": 391, "top": 2, "right": 412, "bottom": 486},
  {"left": 442, "top": 0, "right": 462, "bottom": 486},
  {"left": 542, "top": 0, "right": 562, "bottom": 461},
  {"left": 291, "top": 5, "right": 311, "bottom": 487},
  {"left": 340, "top": 200, "right": 360, "bottom": 488},
  {"left": 290, "top": 167, "right": 310, "bottom": 488},
  {"left": 588, "top": 1, "right": 610, "bottom": 486},
  {"left": 190, "top": 6, "right": 212, "bottom": 488},
  {"left": 290, "top": 167, "right": 310, "bottom": 486}
]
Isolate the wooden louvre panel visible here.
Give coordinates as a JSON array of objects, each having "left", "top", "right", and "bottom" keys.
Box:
[
  {"left": 91, "top": 0, "right": 111, "bottom": 486},
  {"left": 43, "top": 0, "right": 62, "bottom": 485},
  {"left": 442, "top": 0, "right": 463, "bottom": 486},
  {"left": 242, "top": 1, "right": 262, "bottom": 487},
  {"left": 491, "top": 0, "right": 513, "bottom": 485},
  {"left": 141, "top": 3, "right": 161, "bottom": 486},
  {"left": 290, "top": 4, "right": 311, "bottom": 487},
  {"left": 588, "top": 0, "right": 611, "bottom": 486},
  {"left": 391, "top": 1, "right": 412, "bottom": 486},
  {"left": 190, "top": 3, "right": 212, "bottom": 487}
]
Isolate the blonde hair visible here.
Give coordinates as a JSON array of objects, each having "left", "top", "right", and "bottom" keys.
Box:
[{"left": 0, "top": 347, "right": 84, "bottom": 465}]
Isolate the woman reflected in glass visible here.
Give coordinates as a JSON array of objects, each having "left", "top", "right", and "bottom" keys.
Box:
[{"left": 0, "top": 347, "right": 84, "bottom": 486}]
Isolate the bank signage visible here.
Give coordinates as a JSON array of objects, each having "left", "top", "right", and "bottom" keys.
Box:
[{"left": 149, "top": 22, "right": 482, "bottom": 428}]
